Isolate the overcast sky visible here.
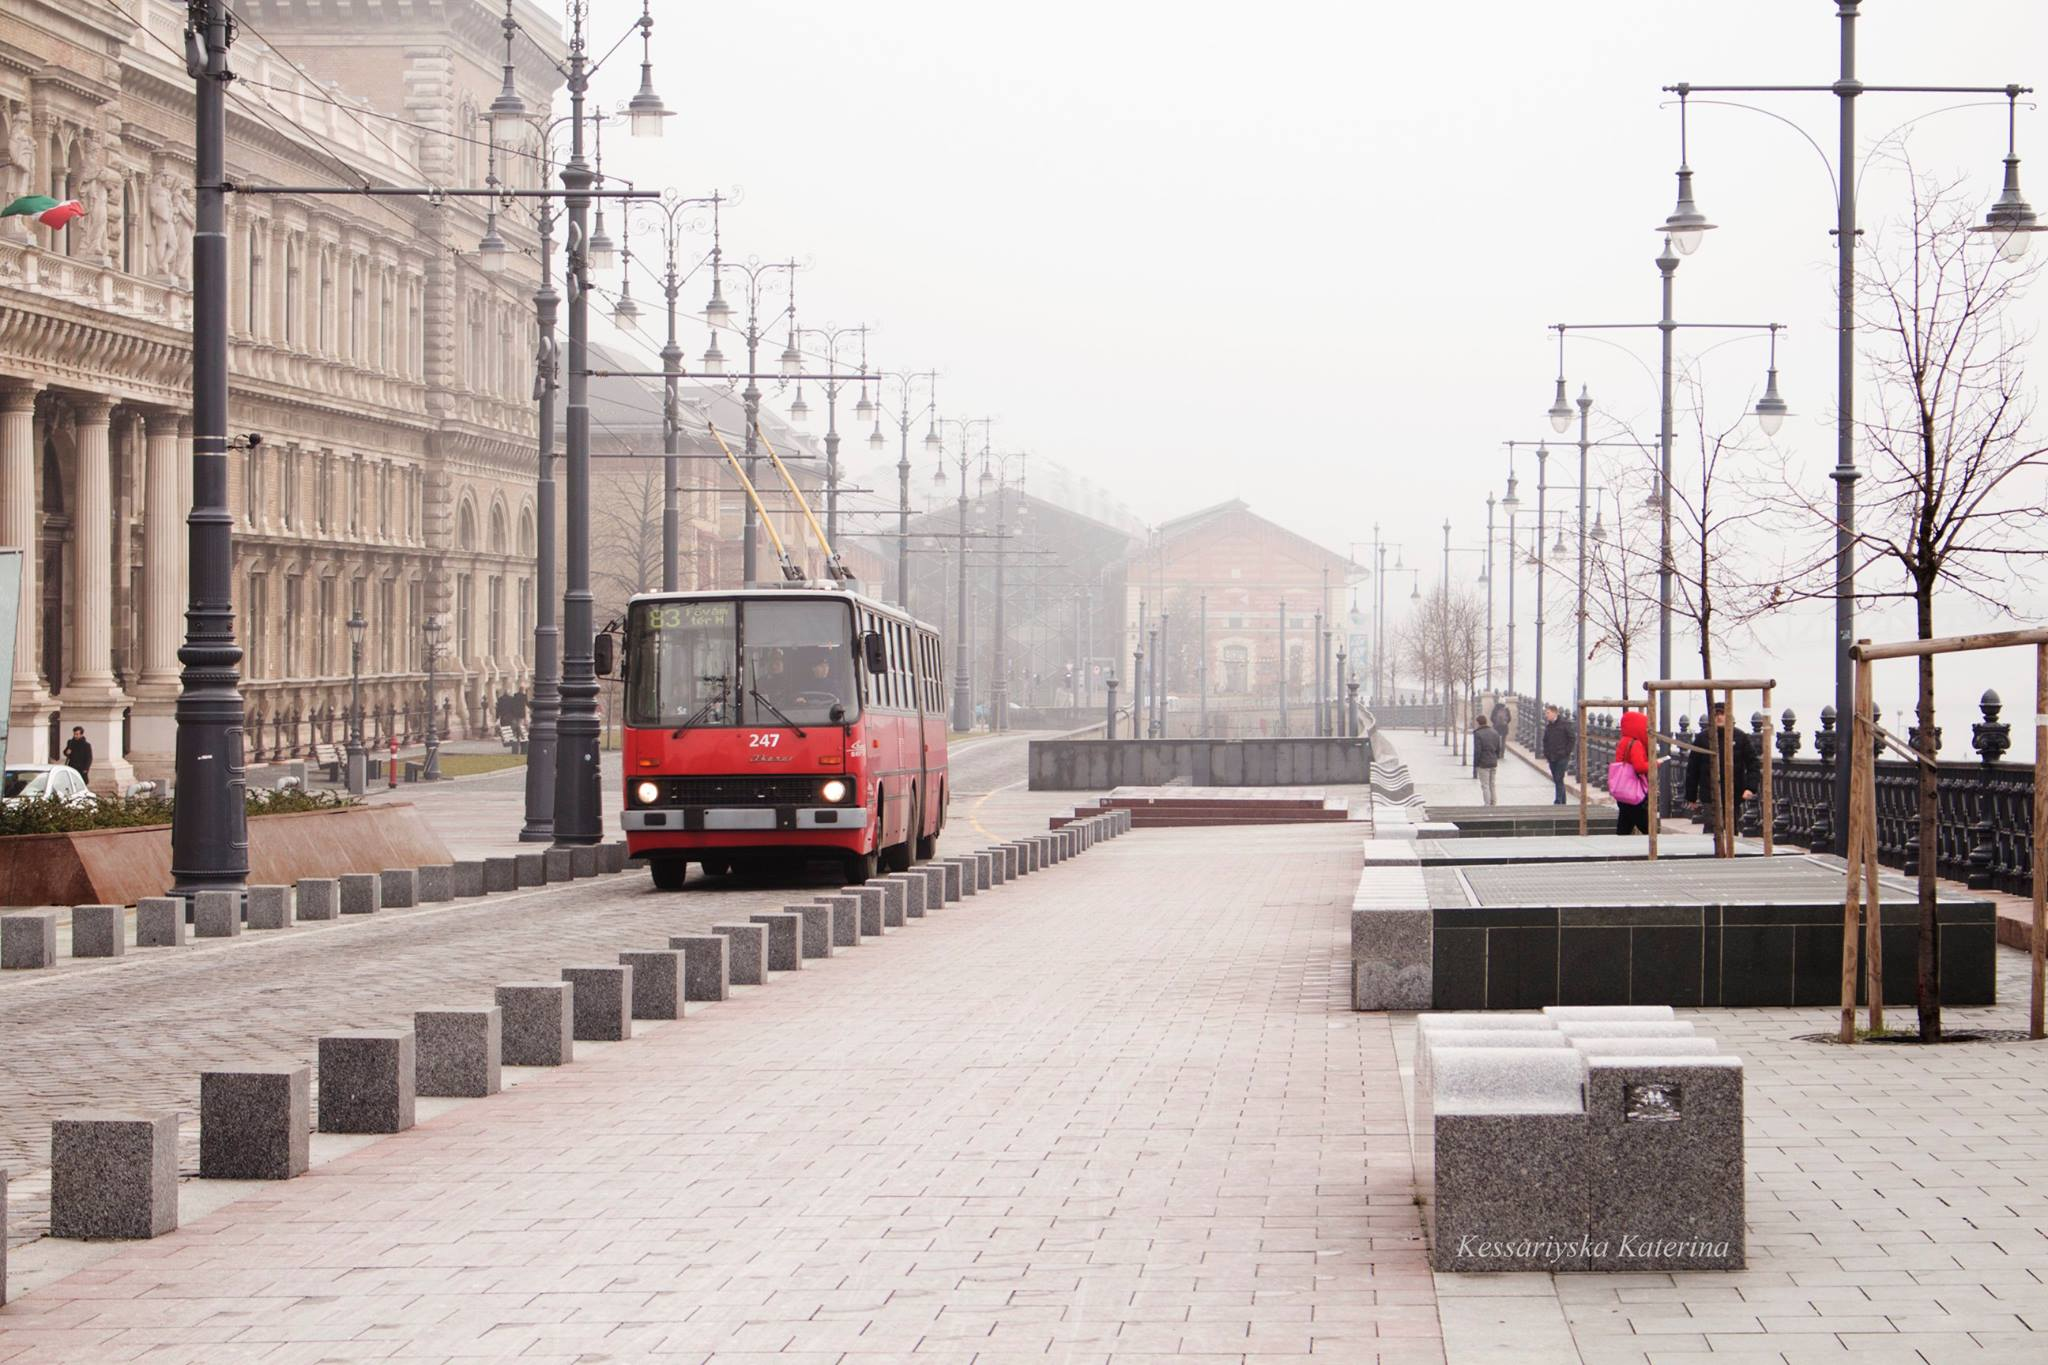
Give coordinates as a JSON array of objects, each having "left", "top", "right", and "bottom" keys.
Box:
[{"left": 596, "top": 1, "right": 2048, "bottom": 749}]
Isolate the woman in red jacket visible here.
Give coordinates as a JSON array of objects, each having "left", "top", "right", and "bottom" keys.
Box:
[{"left": 1612, "top": 710, "right": 1653, "bottom": 836}]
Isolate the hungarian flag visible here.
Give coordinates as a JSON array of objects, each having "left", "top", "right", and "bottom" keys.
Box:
[{"left": 0, "top": 195, "right": 85, "bottom": 229}]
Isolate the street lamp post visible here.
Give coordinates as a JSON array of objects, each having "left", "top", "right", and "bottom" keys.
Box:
[
  {"left": 870, "top": 371, "right": 940, "bottom": 607},
  {"left": 932, "top": 416, "right": 992, "bottom": 731},
  {"left": 345, "top": 611, "right": 367, "bottom": 796},
  {"left": 1484, "top": 492, "right": 1496, "bottom": 692},
  {"left": 423, "top": 615, "right": 443, "bottom": 782},
  {"left": 792, "top": 323, "right": 872, "bottom": 546},
  {"left": 980, "top": 452, "right": 1026, "bottom": 732},
  {"left": 1534, "top": 445, "right": 1549, "bottom": 711},
  {"left": 703, "top": 243, "right": 801, "bottom": 587},
  {"left": 555, "top": 0, "right": 669, "bottom": 849},
  {"left": 520, "top": 149, "right": 561, "bottom": 843}
]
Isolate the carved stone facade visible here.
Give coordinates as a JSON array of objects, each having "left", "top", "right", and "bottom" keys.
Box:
[{"left": 0, "top": 0, "right": 563, "bottom": 786}]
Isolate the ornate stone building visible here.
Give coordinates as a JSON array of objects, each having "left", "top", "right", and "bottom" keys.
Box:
[{"left": 0, "top": 0, "right": 561, "bottom": 786}]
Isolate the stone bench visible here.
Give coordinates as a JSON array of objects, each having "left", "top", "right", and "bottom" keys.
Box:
[
  {"left": 136, "top": 897, "right": 185, "bottom": 947},
  {"left": 749, "top": 913, "right": 805, "bottom": 972},
  {"left": 50, "top": 1111, "right": 179, "bottom": 1239},
  {"left": 317, "top": 1031, "right": 415, "bottom": 1134},
  {"left": 561, "top": 965, "right": 632, "bottom": 1041},
  {"left": 668, "top": 934, "right": 730, "bottom": 1002},
  {"left": 200, "top": 1065, "right": 310, "bottom": 1179},
  {"left": 496, "top": 982, "right": 573, "bottom": 1065},
  {"left": 711, "top": 923, "right": 768, "bottom": 985},
  {"left": 415, "top": 1007, "right": 503, "bottom": 1097},
  {"left": 1415, "top": 1007, "right": 1742, "bottom": 1273},
  {"left": 71, "top": 904, "right": 124, "bottom": 958},
  {"left": 1350, "top": 863, "right": 1431, "bottom": 1011}
]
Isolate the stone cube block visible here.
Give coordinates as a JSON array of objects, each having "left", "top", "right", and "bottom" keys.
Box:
[
  {"left": 316, "top": 1031, "right": 415, "bottom": 1134},
  {"left": 750, "top": 913, "right": 805, "bottom": 972},
  {"left": 336, "top": 873, "right": 380, "bottom": 915},
  {"left": 852, "top": 886, "right": 887, "bottom": 936},
  {"left": 295, "top": 879, "right": 339, "bottom": 921},
  {"left": 873, "top": 878, "right": 906, "bottom": 927},
  {"left": 452, "top": 861, "right": 487, "bottom": 897},
  {"left": 600, "top": 841, "right": 627, "bottom": 873},
  {"left": 1000, "top": 844, "right": 1020, "bottom": 878},
  {"left": 561, "top": 965, "right": 632, "bottom": 1041},
  {"left": 982, "top": 849, "right": 1004, "bottom": 886},
  {"left": 199, "top": 1066, "right": 310, "bottom": 1180},
  {"left": 246, "top": 885, "right": 292, "bottom": 930},
  {"left": 70, "top": 904, "right": 123, "bottom": 958},
  {"left": 194, "top": 890, "right": 243, "bottom": 938},
  {"left": 619, "top": 950, "right": 683, "bottom": 1020},
  {"left": 788, "top": 903, "right": 835, "bottom": 958},
  {"left": 947, "top": 857, "right": 978, "bottom": 897},
  {"left": 136, "top": 897, "right": 186, "bottom": 947},
  {"left": 667, "top": 935, "right": 730, "bottom": 1002},
  {"left": 938, "top": 859, "right": 964, "bottom": 900},
  {"left": 571, "top": 845, "right": 600, "bottom": 879},
  {"left": 543, "top": 848, "right": 574, "bottom": 882},
  {"left": 1583, "top": 1056, "right": 1745, "bottom": 1270},
  {"left": 484, "top": 857, "right": 519, "bottom": 892},
  {"left": 414, "top": 1008, "right": 503, "bottom": 1098},
  {"left": 496, "top": 983, "right": 573, "bottom": 1065},
  {"left": 915, "top": 864, "right": 947, "bottom": 908},
  {"left": 1017, "top": 840, "right": 1038, "bottom": 873},
  {"left": 1351, "top": 906, "right": 1431, "bottom": 1012},
  {"left": 416, "top": 865, "right": 455, "bottom": 903},
  {"left": 1429, "top": 1049, "right": 1589, "bottom": 1273},
  {"left": 888, "top": 873, "right": 927, "bottom": 919},
  {"left": 50, "top": 1111, "right": 178, "bottom": 1239},
  {"left": 379, "top": 868, "right": 418, "bottom": 909},
  {"left": 515, "top": 852, "right": 547, "bottom": 887},
  {"left": 820, "top": 894, "right": 862, "bottom": 947},
  {"left": 711, "top": 923, "right": 768, "bottom": 985}
]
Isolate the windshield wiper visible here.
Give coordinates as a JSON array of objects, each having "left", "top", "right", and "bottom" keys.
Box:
[
  {"left": 747, "top": 689, "right": 808, "bottom": 737},
  {"left": 673, "top": 678, "right": 730, "bottom": 737}
]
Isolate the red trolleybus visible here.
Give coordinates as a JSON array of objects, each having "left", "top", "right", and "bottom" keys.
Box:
[{"left": 613, "top": 584, "right": 949, "bottom": 888}]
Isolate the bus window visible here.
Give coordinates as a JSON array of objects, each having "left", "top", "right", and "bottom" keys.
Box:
[
  {"left": 744, "top": 598, "right": 857, "bottom": 726},
  {"left": 624, "top": 599, "right": 738, "bottom": 727}
]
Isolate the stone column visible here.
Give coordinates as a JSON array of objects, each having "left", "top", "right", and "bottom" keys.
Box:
[
  {"left": 62, "top": 395, "right": 134, "bottom": 792},
  {"left": 127, "top": 409, "right": 184, "bottom": 775},
  {"left": 2, "top": 381, "right": 49, "bottom": 761}
]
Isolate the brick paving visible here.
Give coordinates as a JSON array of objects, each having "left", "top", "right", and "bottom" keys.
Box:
[{"left": 0, "top": 816, "right": 1439, "bottom": 1363}]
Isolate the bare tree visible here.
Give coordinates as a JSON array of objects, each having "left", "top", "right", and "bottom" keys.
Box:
[
  {"left": 1776, "top": 170, "right": 2048, "bottom": 1041},
  {"left": 1581, "top": 458, "right": 1659, "bottom": 697},
  {"left": 592, "top": 467, "right": 666, "bottom": 622}
]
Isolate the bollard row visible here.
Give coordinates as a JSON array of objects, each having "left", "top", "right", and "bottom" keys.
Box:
[
  {"left": 0, "top": 839, "right": 638, "bottom": 972},
  {"left": 30, "top": 816, "right": 1128, "bottom": 1242}
]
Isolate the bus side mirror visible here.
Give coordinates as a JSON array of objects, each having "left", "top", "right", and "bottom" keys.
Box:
[
  {"left": 863, "top": 631, "right": 887, "bottom": 674},
  {"left": 593, "top": 632, "right": 615, "bottom": 677}
]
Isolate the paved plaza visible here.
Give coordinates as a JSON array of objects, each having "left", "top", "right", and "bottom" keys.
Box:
[{"left": 2, "top": 734, "right": 2047, "bottom": 1362}]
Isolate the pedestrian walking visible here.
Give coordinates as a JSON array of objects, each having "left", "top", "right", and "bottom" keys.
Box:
[
  {"left": 1542, "top": 704, "right": 1574, "bottom": 805},
  {"left": 1611, "top": 710, "right": 1653, "bottom": 835},
  {"left": 62, "top": 725, "right": 92, "bottom": 784},
  {"left": 1471, "top": 716, "right": 1503, "bottom": 807},
  {"left": 1490, "top": 697, "right": 1511, "bottom": 740},
  {"left": 1685, "top": 702, "right": 1760, "bottom": 827}
]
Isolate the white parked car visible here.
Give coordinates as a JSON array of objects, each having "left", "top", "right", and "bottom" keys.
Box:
[{"left": 1, "top": 764, "right": 97, "bottom": 808}]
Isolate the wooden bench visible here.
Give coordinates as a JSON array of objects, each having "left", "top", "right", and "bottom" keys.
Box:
[
  {"left": 497, "top": 725, "right": 527, "bottom": 754},
  {"left": 404, "top": 759, "right": 426, "bottom": 783},
  {"left": 310, "top": 742, "right": 344, "bottom": 782}
]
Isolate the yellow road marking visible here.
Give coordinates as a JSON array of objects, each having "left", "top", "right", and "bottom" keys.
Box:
[{"left": 970, "top": 777, "right": 1026, "bottom": 841}]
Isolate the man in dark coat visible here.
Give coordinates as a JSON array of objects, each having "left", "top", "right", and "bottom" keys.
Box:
[
  {"left": 1541, "top": 705, "right": 1574, "bottom": 804},
  {"left": 1471, "top": 717, "right": 1504, "bottom": 806},
  {"left": 1490, "top": 698, "right": 1512, "bottom": 740},
  {"left": 1685, "top": 702, "right": 1760, "bottom": 820},
  {"left": 62, "top": 726, "right": 92, "bottom": 784}
]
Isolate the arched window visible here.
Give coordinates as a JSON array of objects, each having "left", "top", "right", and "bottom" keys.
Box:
[
  {"left": 518, "top": 506, "right": 535, "bottom": 558},
  {"left": 1221, "top": 645, "right": 1249, "bottom": 695},
  {"left": 457, "top": 499, "right": 477, "bottom": 552},
  {"left": 488, "top": 503, "right": 508, "bottom": 556}
]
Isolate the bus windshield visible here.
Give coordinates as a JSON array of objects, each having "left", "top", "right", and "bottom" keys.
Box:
[{"left": 625, "top": 597, "right": 859, "bottom": 729}]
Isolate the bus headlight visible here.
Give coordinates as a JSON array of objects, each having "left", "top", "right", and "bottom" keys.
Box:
[
  {"left": 634, "top": 780, "right": 662, "bottom": 806},
  {"left": 819, "top": 778, "right": 850, "bottom": 804}
]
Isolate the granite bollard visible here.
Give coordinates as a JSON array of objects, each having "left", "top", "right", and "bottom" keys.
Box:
[
  {"left": 711, "top": 923, "right": 768, "bottom": 985},
  {"left": 515, "top": 852, "right": 547, "bottom": 887},
  {"left": 316, "top": 1031, "right": 416, "bottom": 1134},
  {"left": 571, "top": 845, "right": 600, "bottom": 879},
  {"left": 296, "top": 879, "right": 339, "bottom": 921},
  {"left": 336, "top": 873, "right": 380, "bottom": 915},
  {"left": 851, "top": 886, "right": 887, "bottom": 936},
  {"left": 199, "top": 1066, "right": 310, "bottom": 1180},
  {"left": 483, "top": 857, "right": 519, "bottom": 893},
  {"left": 600, "top": 841, "right": 628, "bottom": 873},
  {"left": 820, "top": 894, "right": 862, "bottom": 948},
  {"left": 416, "top": 865, "right": 455, "bottom": 903},
  {"left": 495, "top": 983, "right": 573, "bottom": 1065},
  {"left": 413, "top": 1008, "right": 503, "bottom": 1097},
  {"left": 70, "top": 904, "right": 123, "bottom": 958},
  {"left": 886, "top": 873, "right": 927, "bottom": 919},
  {"left": 749, "top": 913, "right": 806, "bottom": 971},
  {"left": 378, "top": 868, "right": 418, "bottom": 909},
  {"left": 452, "top": 861, "right": 487, "bottom": 897},
  {"left": 543, "top": 848, "right": 574, "bottom": 883},
  {"left": 50, "top": 1111, "right": 178, "bottom": 1239},
  {"left": 1583, "top": 1055, "right": 1745, "bottom": 1270},
  {"left": 915, "top": 864, "right": 947, "bottom": 907},
  {"left": 938, "top": 859, "right": 964, "bottom": 900},
  {"left": 561, "top": 965, "right": 632, "bottom": 1041},
  {"left": 946, "top": 858, "right": 978, "bottom": 897},
  {"left": 872, "top": 877, "right": 907, "bottom": 926},
  {"left": 194, "top": 890, "right": 243, "bottom": 938},
  {"left": 667, "top": 934, "right": 730, "bottom": 1002},
  {"left": 983, "top": 849, "right": 1006, "bottom": 885},
  {"left": 619, "top": 950, "right": 684, "bottom": 1020},
  {"left": 788, "top": 903, "right": 835, "bottom": 958},
  {"left": 246, "top": 885, "right": 292, "bottom": 930},
  {"left": 135, "top": 898, "right": 186, "bottom": 947}
]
